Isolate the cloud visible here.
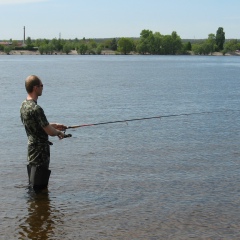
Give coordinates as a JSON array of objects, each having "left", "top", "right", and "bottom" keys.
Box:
[{"left": 0, "top": 0, "right": 48, "bottom": 4}]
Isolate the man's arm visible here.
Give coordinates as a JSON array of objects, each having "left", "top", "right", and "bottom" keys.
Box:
[
  {"left": 43, "top": 124, "right": 66, "bottom": 139},
  {"left": 50, "top": 123, "right": 67, "bottom": 131}
]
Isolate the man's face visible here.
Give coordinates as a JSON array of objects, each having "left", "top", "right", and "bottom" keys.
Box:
[{"left": 34, "top": 81, "right": 43, "bottom": 96}]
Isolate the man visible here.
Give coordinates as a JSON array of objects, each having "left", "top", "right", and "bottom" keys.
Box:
[{"left": 20, "top": 75, "right": 67, "bottom": 189}]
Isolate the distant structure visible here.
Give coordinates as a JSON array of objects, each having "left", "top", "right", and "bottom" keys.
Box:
[
  {"left": 59, "top": 32, "right": 61, "bottom": 39},
  {"left": 23, "top": 26, "right": 25, "bottom": 45}
]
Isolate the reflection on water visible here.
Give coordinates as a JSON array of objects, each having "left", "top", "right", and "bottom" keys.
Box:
[{"left": 18, "top": 188, "right": 64, "bottom": 240}]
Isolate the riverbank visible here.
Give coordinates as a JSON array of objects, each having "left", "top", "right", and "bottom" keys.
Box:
[
  {"left": 0, "top": 49, "right": 239, "bottom": 56},
  {"left": 0, "top": 50, "right": 116, "bottom": 55}
]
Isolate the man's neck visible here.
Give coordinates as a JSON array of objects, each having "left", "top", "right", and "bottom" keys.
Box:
[{"left": 27, "top": 93, "right": 38, "bottom": 102}]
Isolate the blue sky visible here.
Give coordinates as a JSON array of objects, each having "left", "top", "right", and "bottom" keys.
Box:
[{"left": 0, "top": 0, "right": 239, "bottom": 40}]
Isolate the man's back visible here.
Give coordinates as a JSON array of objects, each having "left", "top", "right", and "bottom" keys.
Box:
[{"left": 20, "top": 99, "right": 49, "bottom": 144}]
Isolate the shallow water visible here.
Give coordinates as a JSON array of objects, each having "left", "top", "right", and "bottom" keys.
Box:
[{"left": 0, "top": 55, "right": 240, "bottom": 239}]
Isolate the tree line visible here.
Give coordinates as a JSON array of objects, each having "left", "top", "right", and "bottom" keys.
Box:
[{"left": 0, "top": 27, "right": 239, "bottom": 55}]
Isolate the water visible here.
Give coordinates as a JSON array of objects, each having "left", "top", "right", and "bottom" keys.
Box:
[{"left": 0, "top": 55, "right": 240, "bottom": 239}]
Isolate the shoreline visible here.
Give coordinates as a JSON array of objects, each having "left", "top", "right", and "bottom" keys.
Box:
[{"left": 0, "top": 50, "right": 239, "bottom": 56}]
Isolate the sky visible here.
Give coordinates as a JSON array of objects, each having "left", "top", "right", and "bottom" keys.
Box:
[{"left": 0, "top": 0, "right": 239, "bottom": 40}]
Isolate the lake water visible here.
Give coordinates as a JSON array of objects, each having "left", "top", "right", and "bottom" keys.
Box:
[{"left": 0, "top": 55, "right": 240, "bottom": 239}]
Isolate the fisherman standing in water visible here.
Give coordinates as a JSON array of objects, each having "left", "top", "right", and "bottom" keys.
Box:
[{"left": 20, "top": 75, "right": 67, "bottom": 190}]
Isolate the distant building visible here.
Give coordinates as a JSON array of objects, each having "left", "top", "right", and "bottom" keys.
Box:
[
  {"left": 0, "top": 42, "right": 12, "bottom": 46},
  {"left": 0, "top": 41, "right": 25, "bottom": 47}
]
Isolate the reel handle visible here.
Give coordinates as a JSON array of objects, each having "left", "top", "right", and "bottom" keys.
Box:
[{"left": 64, "top": 134, "right": 72, "bottom": 138}]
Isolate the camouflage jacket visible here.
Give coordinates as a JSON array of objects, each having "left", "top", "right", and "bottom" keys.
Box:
[{"left": 20, "top": 99, "right": 49, "bottom": 144}]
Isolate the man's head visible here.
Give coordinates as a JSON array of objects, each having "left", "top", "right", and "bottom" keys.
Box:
[{"left": 25, "top": 75, "right": 43, "bottom": 95}]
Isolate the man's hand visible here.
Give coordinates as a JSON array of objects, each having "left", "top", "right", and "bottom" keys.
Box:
[
  {"left": 44, "top": 124, "right": 67, "bottom": 138},
  {"left": 57, "top": 131, "right": 65, "bottom": 139}
]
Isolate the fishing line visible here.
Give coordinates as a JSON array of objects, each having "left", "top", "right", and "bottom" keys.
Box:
[{"left": 66, "top": 109, "right": 239, "bottom": 130}]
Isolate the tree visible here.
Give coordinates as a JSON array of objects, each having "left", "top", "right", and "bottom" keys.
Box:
[
  {"left": 38, "top": 45, "right": 45, "bottom": 55},
  {"left": 4, "top": 46, "right": 12, "bottom": 54},
  {"left": 186, "top": 42, "right": 192, "bottom": 51},
  {"left": 216, "top": 27, "right": 225, "bottom": 51},
  {"left": 96, "top": 45, "right": 103, "bottom": 55},
  {"left": 102, "top": 39, "right": 111, "bottom": 49},
  {"left": 51, "top": 38, "right": 63, "bottom": 51},
  {"left": 38, "top": 44, "right": 50, "bottom": 55},
  {"left": 206, "top": 33, "right": 217, "bottom": 54},
  {"left": 192, "top": 44, "right": 202, "bottom": 55},
  {"left": 181, "top": 42, "right": 192, "bottom": 54},
  {"left": 11, "top": 40, "right": 18, "bottom": 47},
  {"left": 162, "top": 35, "right": 173, "bottom": 54},
  {"left": 202, "top": 42, "right": 212, "bottom": 55},
  {"left": 77, "top": 43, "right": 88, "bottom": 55},
  {"left": 136, "top": 41, "right": 148, "bottom": 54},
  {"left": 223, "top": 39, "right": 240, "bottom": 53},
  {"left": 63, "top": 43, "right": 72, "bottom": 54},
  {"left": 136, "top": 29, "right": 155, "bottom": 54},
  {"left": 25, "top": 37, "right": 33, "bottom": 49},
  {"left": 89, "top": 39, "right": 97, "bottom": 49},
  {"left": 153, "top": 32, "right": 163, "bottom": 54},
  {"left": 48, "top": 43, "right": 55, "bottom": 54},
  {"left": 117, "top": 37, "right": 134, "bottom": 54},
  {"left": 110, "top": 38, "right": 118, "bottom": 51},
  {"left": 191, "top": 42, "right": 211, "bottom": 55},
  {"left": 171, "top": 31, "right": 182, "bottom": 54}
]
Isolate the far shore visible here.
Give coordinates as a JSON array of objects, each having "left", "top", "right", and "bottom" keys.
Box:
[{"left": 0, "top": 49, "right": 239, "bottom": 56}]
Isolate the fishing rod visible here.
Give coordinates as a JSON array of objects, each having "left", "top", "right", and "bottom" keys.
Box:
[{"left": 67, "top": 109, "right": 235, "bottom": 130}]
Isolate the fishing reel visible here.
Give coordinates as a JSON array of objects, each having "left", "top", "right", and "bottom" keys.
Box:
[
  {"left": 64, "top": 133, "right": 72, "bottom": 138},
  {"left": 63, "top": 129, "right": 72, "bottom": 138}
]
